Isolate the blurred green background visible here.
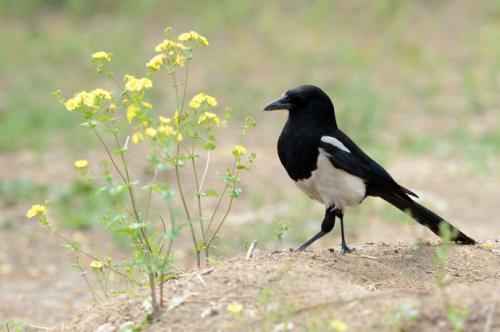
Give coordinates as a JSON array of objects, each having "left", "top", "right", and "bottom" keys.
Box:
[
  {"left": 2, "top": 0, "right": 500, "bottom": 244},
  {"left": 1, "top": 0, "right": 500, "bottom": 324},
  {"left": 1, "top": 0, "right": 499, "bottom": 156}
]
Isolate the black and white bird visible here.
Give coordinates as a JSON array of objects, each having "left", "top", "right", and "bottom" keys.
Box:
[{"left": 264, "top": 85, "right": 476, "bottom": 253}]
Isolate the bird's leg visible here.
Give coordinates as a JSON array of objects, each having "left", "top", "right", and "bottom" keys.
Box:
[
  {"left": 297, "top": 207, "right": 336, "bottom": 251},
  {"left": 338, "top": 211, "right": 354, "bottom": 254}
]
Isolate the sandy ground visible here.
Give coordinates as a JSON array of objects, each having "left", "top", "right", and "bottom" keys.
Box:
[{"left": 49, "top": 242, "right": 500, "bottom": 332}]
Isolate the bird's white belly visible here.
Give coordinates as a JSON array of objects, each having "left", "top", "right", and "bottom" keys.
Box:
[{"left": 295, "top": 151, "right": 366, "bottom": 209}]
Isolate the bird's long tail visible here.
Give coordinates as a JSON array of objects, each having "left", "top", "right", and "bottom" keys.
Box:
[{"left": 380, "top": 193, "right": 476, "bottom": 245}]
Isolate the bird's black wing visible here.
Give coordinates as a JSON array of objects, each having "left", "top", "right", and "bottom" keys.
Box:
[{"left": 318, "top": 137, "right": 417, "bottom": 199}]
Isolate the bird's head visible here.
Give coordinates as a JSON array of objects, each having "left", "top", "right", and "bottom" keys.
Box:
[{"left": 263, "top": 85, "right": 337, "bottom": 126}]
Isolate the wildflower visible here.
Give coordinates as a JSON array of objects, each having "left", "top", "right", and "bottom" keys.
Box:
[
  {"left": 178, "top": 31, "right": 209, "bottom": 46},
  {"left": 330, "top": 319, "right": 347, "bottom": 332},
  {"left": 65, "top": 91, "right": 93, "bottom": 111},
  {"left": 146, "top": 54, "right": 167, "bottom": 71},
  {"left": 74, "top": 159, "right": 89, "bottom": 169},
  {"left": 232, "top": 145, "right": 247, "bottom": 157},
  {"left": 91, "top": 51, "right": 112, "bottom": 62},
  {"left": 127, "top": 104, "right": 140, "bottom": 123},
  {"left": 26, "top": 204, "right": 47, "bottom": 218},
  {"left": 145, "top": 127, "right": 157, "bottom": 138},
  {"left": 226, "top": 302, "right": 243, "bottom": 315},
  {"left": 198, "top": 112, "right": 220, "bottom": 127},
  {"left": 108, "top": 103, "right": 117, "bottom": 111},
  {"left": 132, "top": 132, "right": 144, "bottom": 144},
  {"left": 124, "top": 75, "right": 153, "bottom": 92},
  {"left": 176, "top": 133, "right": 183, "bottom": 142},
  {"left": 90, "top": 260, "right": 104, "bottom": 270},
  {"left": 174, "top": 54, "right": 185, "bottom": 67},
  {"left": 90, "top": 88, "right": 112, "bottom": 101},
  {"left": 189, "top": 92, "right": 217, "bottom": 109},
  {"left": 154, "top": 39, "right": 176, "bottom": 52},
  {"left": 157, "top": 125, "right": 175, "bottom": 136},
  {"left": 205, "top": 95, "right": 217, "bottom": 107},
  {"left": 65, "top": 98, "right": 79, "bottom": 111},
  {"left": 142, "top": 101, "right": 153, "bottom": 109},
  {"left": 159, "top": 116, "right": 171, "bottom": 124}
]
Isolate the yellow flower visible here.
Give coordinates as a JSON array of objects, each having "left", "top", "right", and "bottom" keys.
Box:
[
  {"left": 188, "top": 92, "right": 217, "bottom": 109},
  {"left": 145, "top": 127, "right": 157, "bottom": 138},
  {"left": 232, "top": 145, "right": 247, "bottom": 157},
  {"left": 174, "top": 54, "right": 185, "bottom": 67},
  {"left": 74, "top": 159, "right": 89, "bottom": 169},
  {"left": 142, "top": 102, "right": 153, "bottom": 109},
  {"left": 159, "top": 116, "right": 171, "bottom": 124},
  {"left": 108, "top": 103, "right": 117, "bottom": 111},
  {"left": 178, "top": 31, "right": 209, "bottom": 46},
  {"left": 65, "top": 98, "right": 79, "bottom": 111},
  {"left": 157, "top": 125, "right": 175, "bottom": 136},
  {"left": 205, "top": 95, "right": 217, "bottom": 107},
  {"left": 124, "top": 75, "right": 153, "bottom": 92},
  {"left": 132, "top": 132, "right": 144, "bottom": 144},
  {"left": 91, "top": 51, "right": 112, "bottom": 62},
  {"left": 126, "top": 104, "right": 140, "bottom": 123},
  {"left": 90, "top": 260, "right": 104, "bottom": 269},
  {"left": 26, "top": 204, "right": 47, "bottom": 218},
  {"left": 198, "top": 112, "right": 220, "bottom": 127},
  {"left": 226, "top": 302, "right": 243, "bottom": 315},
  {"left": 154, "top": 39, "right": 176, "bottom": 52},
  {"left": 146, "top": 54, "right": 167, "bottom": 71},
  {"left": 330, "top": 319, "right": 347, "bottom": 332},
  {"left": 90, "top": 88, "right": 112, "bottom": 101},
  {"left": 176, "top": 133, "right": 183, "bottom": 142}
]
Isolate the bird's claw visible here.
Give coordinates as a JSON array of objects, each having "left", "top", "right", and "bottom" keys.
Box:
[{"left": 340, "top": 245, "right": 355, "bottom": 254}]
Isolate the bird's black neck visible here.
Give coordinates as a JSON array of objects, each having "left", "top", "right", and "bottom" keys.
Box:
[{"left": 288, "top": 107, "right": 338, "bottom": 131}]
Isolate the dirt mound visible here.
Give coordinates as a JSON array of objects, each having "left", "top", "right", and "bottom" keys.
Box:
[{"left": 50, "top": 242, "right": 500, "bottom": 332}]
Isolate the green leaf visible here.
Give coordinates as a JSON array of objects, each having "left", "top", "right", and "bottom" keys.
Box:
[
  {"left": 205, "top": 189, "right": 219, "bottom": 197},
  {"left": 229, "top": 188, "right": 242, "bottom": 198},
  {"left": 236, "top": 164, "right": 251, "bottom": 171},
  {"left": 79, "top": 120, "right": 98, "bottom": 128}
]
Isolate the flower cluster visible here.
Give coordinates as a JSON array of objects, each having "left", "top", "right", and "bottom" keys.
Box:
[
  {"left": 92, "top": 51, "right": 112, "bottom": 62},
  {"left": 65, "top": 89, "right": 113, "bottom": 111},
  {"left": 124, "top": 75, "right": 153, "bottom": 92},
  {"left": 198, "top": 111, "right": 220, "bottom": 127},
  {"left": 178, "top": 31, "right": 209, "bottom": 46},
  {"left": 26, "top": 204, "right": 47, "bottom": 218},
  {"left": 146, "top": 54, "right": 167, "bottom": 71},
  {"left": 189, "top": 92, "right": 217, "bottom": 109}
]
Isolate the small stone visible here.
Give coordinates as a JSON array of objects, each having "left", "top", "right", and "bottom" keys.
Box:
[
  {"left": 480, "top": 240, "right": 494, "bottom": 249},
  {"left": 200, "top": 307, "right": 218, "bottom": 318},
  {"left": 96, "top": 323, "right": 116, "bottom": 332}
]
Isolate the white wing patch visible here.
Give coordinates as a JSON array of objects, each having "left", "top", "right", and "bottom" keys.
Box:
[{"left": 321, "top": 136, "right": 350, "bottom": 153}]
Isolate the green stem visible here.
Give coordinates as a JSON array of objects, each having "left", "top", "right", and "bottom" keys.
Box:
[
  {"left": 171, "top": 65, "right": 201, "bottom": 268},
  {"left": 206, "top": 170, "right": 240, "bottom": 249}
]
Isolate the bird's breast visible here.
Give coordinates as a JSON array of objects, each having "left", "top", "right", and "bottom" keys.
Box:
[{"left": 295, "top": 149, "right": 366, "bottom": 209}]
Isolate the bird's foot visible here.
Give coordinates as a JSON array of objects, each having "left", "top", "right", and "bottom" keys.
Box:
[
  {"left": 296, "top": 244, "right": 308, "bottom": 252},
  {"left": 340, "top": 245, "right": 355, "bottom": 254}
]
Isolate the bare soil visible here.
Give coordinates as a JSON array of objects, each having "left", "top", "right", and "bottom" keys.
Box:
[{"left": 48, "top": 242, "right": 500, "bottom": 332}]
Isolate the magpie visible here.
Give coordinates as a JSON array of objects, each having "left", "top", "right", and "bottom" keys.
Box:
[{"left": 264, "top": 85, "right": 476, "bottom": 253}]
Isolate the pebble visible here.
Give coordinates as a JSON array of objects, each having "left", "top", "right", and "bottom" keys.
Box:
[
  {"left": 96, "top": 323, "right": 116, "bottom": 332},
  {"left": 200, "top": 307, "right": 218, "bottom": 318}
]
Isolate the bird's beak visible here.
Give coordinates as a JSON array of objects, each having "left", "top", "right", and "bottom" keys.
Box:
[{"left": 263, "top": 96, "right": 291, "bottom": 111}]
